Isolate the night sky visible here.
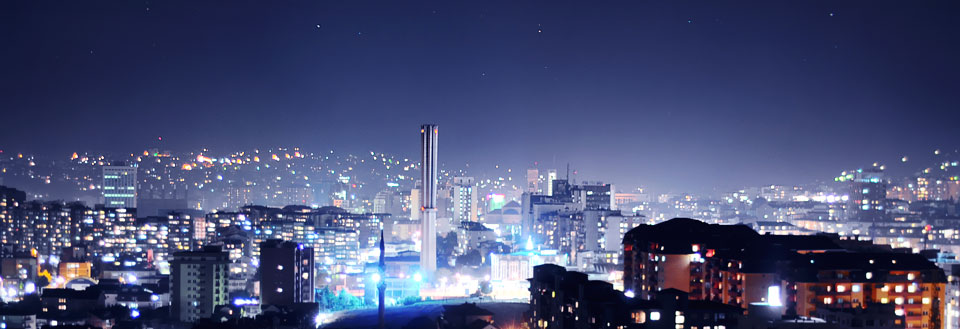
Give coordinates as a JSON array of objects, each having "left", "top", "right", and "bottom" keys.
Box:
[{"left": 2, "top": 1, "right": 959, "bottom": 193}]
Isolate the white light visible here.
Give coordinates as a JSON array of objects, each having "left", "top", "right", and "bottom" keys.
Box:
[
  {"left": 624, "top": 290, "right": 635, "bottom": 298},
  {"left": 372, "top": 273, "right": 381, "bottom": 284},
  {"left": 413, "top": 273, "right": 422, "bottom": 282},
  {"left": 649, "top": 311, "right": 660, "bottom": 321},
  {"left": 24, "top": 282, "right": 36, "bottom": 294},
  {"left": 767, "top": 286, "right": 782, "bottom": 307}
]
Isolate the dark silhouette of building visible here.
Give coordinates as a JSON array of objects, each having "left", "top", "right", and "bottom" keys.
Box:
[{"left": 259, "top": 239, "right": 315, "bottom": 307}]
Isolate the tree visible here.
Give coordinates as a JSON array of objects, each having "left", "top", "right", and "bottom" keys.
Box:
[
  {"left": 316, "top": 287, "right": 338, "bottom": 311},
  {"left": 437, "top": 232, "right": 458, "bottom": 268},
  {"left": 455, "top": 249, "right": 482, "bottom": 268},
  {"left": 336, "top": 289, "right": 362, "bottom": 310}
]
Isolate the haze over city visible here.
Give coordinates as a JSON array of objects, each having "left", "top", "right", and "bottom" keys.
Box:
[{"left": 3, "top": 1, "right": 960, "bottom": 193}]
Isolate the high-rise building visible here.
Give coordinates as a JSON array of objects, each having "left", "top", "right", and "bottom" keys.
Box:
[
  {"left": 0, "top": 186, "right": 25, "bottom": 248},
  {"left": 260, "top": 239, "right": 315, "bottom": 307},
  {"left": 848, "top": 167, "right": 887, "bottom": 222},
  {"left": 451, "top": 177, "right": 478, "bottom": 224},
  {"left": 420, "top": 124, "right": 438, "bottom": 276},
  {"left": 102, "top": 164, "right": 138, "bottom": 209},
  {"left": 170, "top": 246, "right": 229, "bottom": 323}
]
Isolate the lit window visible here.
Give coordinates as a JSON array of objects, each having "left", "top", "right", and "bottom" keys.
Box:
[
  {"left": 923, "top": 298, "right": 931, "bottom": 304},
  {"left": 895, "top": 297, "right": 904, "bottom": 305},
  {"left": 866, "top": 272, "right": 873, "bottom": 279},
  {"left": 895, "top": 285, "right": 903, "bottom": 293},
  {"left": 908, "top": 273, "right": 915, "bottom": 280},
  {"left": 836, "top": 285, "right": 845, "bottom": 292},
  {"left": 824, "top": 297, "right": 832, "bottom": 304},
  {"left": 852, "top": 285, "right": 861, "bottom": 292},
  {"left": 650, "top": 312, "right": 660, "bottom": 321},
  {"left": 908, "top": 285, "right": 916, "bottom": 293}
]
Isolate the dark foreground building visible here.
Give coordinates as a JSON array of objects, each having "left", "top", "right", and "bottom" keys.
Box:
[
  {"left": 622, "top": 218, "right": 946, "bottom": 329},
  {"left": 529, "top": 264, "right": 741, "bottom": 329}
]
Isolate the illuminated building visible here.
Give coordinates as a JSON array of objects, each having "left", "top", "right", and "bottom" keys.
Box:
[
  {"left": 170, "top": 246, "right": 229, "bottom": 323},
  {"left": 57, "top": 261, "right": 92, "bottom": 281},
  {"left": 843, "top": 167, "right": 888, "bottom": 222},
  {"left": 316, "top": 207, "right": 382, "bottom": 249},
  {"left": 204, "top": 211, "right": 252, "bottom": 241},
  {"left": 20, "top": 201, "right": 71, "bottom": 258},
  {"left": 622, "top": 218, "right": 947, "bottom": 329},
  {"left": 456, "top": 221, "right": 495, "bottom": 255},
  {"left": 545, "top": 169, "right": 557, "bottom": 196},
  {"left": 259, "top": 240, "right": 314, "bottom": 306},
  {"left": 529, "top": 264, "right": 741, "bottom": 329},
  {"left": 1, "top": 252, "right": 38, "bottom": 302},
  {"left": 210, "top": 226, "right": 253, "bottom": 280},
  {"left": 373, "top": 190, "right": 403, "bottom": 216},
  {"left": 420, "top": 124, "right": 439, "bottom": 276},
  {"left": 0, "top": 186, "right": 25, "bottom": 247},
  {"left": 135, "top": 216, "right": 171, "bottom": 270},
  {"left": 483, "top": 200, "right": 522, "bottom": 236},
  {"left": 597, "top": 211, "right": 645, "bottom": 264},
  {"left": 791, "top": 252, "right": 946, "bottom": 329},
  {"left": 167, "top": 212, "right": 199, "bottom": 253},
  {"left": 451, "top": 176, "right": 478, "bottom": 226},
  {"left": 314, "top": 227, "right": 360, "bottom": 271},
  {"left": 102, "top": 164, "right": 138, "bottom": 209},
  {"left": 96, "top": 206, "right": 138, "bottom": 262}
]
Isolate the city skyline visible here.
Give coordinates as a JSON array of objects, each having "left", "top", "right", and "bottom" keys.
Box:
[
  {"left": 2, "top": 1, "right": 960, "bottom": 328},
  {"left": 3, "top": 1, "right": 960, "bottom": 193}
]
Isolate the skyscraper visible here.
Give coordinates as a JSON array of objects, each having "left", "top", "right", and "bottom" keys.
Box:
[
  {"left": 451, "top": 176, "right": 478, "bottom": 224},
  {"left": 420, "top": 124, "right": 438, "bottom": 276},
  {"left": 102, "top": 164, "right": 137, "bottom": 209}
]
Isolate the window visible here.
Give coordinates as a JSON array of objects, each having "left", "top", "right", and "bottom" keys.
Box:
[{"left": 650, "top": 312, "right": 661, "bottom": 321}]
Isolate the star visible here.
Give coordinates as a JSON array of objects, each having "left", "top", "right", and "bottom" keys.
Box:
[{"left": 829, "top": 13, "right": 835, "bottom": 17}]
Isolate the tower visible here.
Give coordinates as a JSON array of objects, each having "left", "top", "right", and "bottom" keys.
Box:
[
  {"left": 378, "top": 229, "right": 386, "bottom": 329},
  {"left": 420, "top": 124, "right": 438, "bottom": 276}
]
